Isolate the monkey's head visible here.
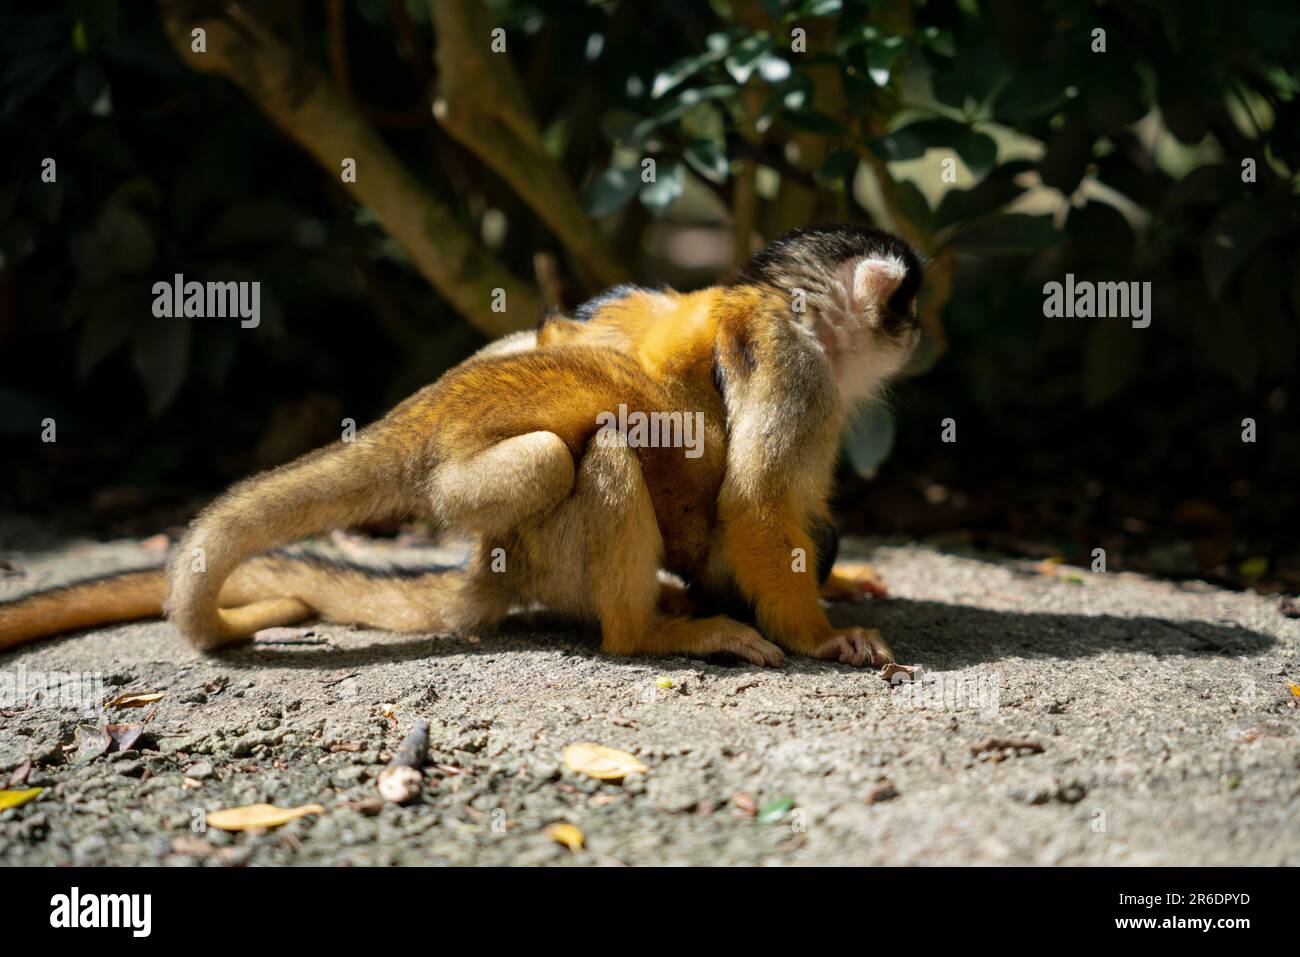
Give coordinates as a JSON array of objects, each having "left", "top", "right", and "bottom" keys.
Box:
[{"left": 730, "top": 224, "right": 923, "bottom": 405}]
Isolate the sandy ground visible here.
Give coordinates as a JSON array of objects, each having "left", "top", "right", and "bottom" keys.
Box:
[{"left": 1, "top": 521, "right": 1297, "bottom": 867}]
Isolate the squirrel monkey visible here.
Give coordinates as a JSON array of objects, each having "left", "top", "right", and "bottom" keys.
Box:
[
  {"left": 539, "top": 224, "right": 922, "bottom": 665},
  {"left": 0, "top": 224, "right": 921, "bottom": 667}
]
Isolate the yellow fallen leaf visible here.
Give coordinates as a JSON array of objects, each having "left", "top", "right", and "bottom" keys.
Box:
[
  {"left": 1289, "top": 683, "right": 1300, "bottom": 698},
  {"left": 546, "top": 822, "right": 585, "bottom": 851},
  {"left": 107, "top": 692, "right": 164, "bottom": 709},
  {"left": 562, "top": 743, "right": 647, "bottom": 781},
  {"left": 655, "top": 677, "right": 674, "bottom": 689},
  {"left": 0, "top": 787, "right": 43, "bottom": 810},
  {"left": 205, "top": 802, "right": 324, "bottom": 831},
  {"left": 1240, "top": 556, "right": 1269, "bottom": 579}
]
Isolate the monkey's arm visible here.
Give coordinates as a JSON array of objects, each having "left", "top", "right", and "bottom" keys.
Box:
[{"left": 713, "top": 322, "right": 893, "bottom": 667}]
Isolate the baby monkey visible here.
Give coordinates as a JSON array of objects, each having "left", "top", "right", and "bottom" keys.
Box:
[{"left": 0, "top": 224, "right": 921, "bottom": 667}]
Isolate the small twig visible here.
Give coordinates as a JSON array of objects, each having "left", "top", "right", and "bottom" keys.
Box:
[
  {"left": 376, "top": 719, "right": 429, "bottom": 803},
  {"left": 971, "top": 737, "right": 1043, "bottom": 756}
]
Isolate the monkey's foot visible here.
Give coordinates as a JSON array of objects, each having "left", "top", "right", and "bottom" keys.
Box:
[
  {"left": 814, "top": 627, "right": 893, "bottom": 667},
  {"left": 700, "top": 618, "right": 785, "bottom": 667},
  {"left": 660, "top": 616, "right": 783, "bottom": 667},
  {"left": 820, "top": 562, "right": 888, "bottom": 603}
]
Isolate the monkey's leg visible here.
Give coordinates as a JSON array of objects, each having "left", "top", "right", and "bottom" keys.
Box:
[
  {"left": 568, "top": 444, "right": 783, "bottom": 667},
  {"left": 820, "top": 564, "right": 888, "bottom": 602},
  {"left": 718, "top": 495, "right": 892, "bottom": 667},
  {"left": 430, "top": 431, "right": 575, "bottom": 537}
]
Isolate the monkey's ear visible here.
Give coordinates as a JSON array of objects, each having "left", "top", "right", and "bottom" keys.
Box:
[{"left": 852, "top": 256, "right": 909, "bottom": 310}]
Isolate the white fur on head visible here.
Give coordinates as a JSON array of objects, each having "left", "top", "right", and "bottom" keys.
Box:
[
  {"left": 804, "top": 254, "right": 918, "bottom": 407},
  {"left": 852, "top": 255, "right": 908, "bottom": 310}
]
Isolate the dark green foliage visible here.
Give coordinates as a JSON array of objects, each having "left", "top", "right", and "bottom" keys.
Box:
[{"left": 0, "top": 0, "right": 1297, "bottom": 550}]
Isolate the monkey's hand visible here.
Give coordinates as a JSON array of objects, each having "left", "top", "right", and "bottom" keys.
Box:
[
  {"left": 820, "top": 562, "right": 888, "bottom": 603},
  {"left": 813, "top": 627, "right": 893, "bottom": 667}
]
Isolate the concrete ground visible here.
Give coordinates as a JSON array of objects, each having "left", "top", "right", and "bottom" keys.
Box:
[{"left": 1, "top": 522, "right": 1297, "bottom": 866}]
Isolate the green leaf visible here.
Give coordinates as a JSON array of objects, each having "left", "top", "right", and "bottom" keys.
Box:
[
  {"left": 1039, "top": 112, "right": 1093, "bottom": 193},
  {"left": 205, "top": 200, "right": 302, "bottom": 248},
  {"left": 651, "top": 42, "right": 728, "bottom": 99},
  {"left": 680, "top": 101, "right": 725, "bottom": 142},
  {"left": 993, "top": 67, "right": 1072, "bottom": 123},
  {"left": 132, "top": 316, "right": 192, "bottom": 416},
  {"left": 871, "top": 119, "right": 997, "bottom": 176},
  {"left": 758, "top": 54, "right": 791, "bottom": 83},
  {"left": 781, "top": 109, "right": 844, "bottom": 136},
  {"left": 639, "top": 161, "right": 685, "bottom": 215},
  {"left": 865, "top": 36, "right": 905, "bottom": 86},
  {"left": 724, "top": 34, "right": 774, "bottom": 85},
  {"left": 632, "top": 85, "right": 737, "bottom": 140},
  {"left": 1202, "top": 200, "right": 1281, "bottom": 299},
  {"left": 599, "top": 109, "right": 643, "bottom": 144},
  {"left": 585, "top": 167, "right": 641, "bottom": 217},
  {"left": 893, "top": 180, "right": 933, "bottom": 233},
  {"left": 932, "top": 161, "right": 1031, "bottom": 230},
  {"left": 1084, "top": 320, "right": 1143, "bottom": 406},
  {"left": 949, "top": 213, "right": 1062, "bottom": 256},
  {"left": 757, "top": 795, "right": 795, "bottom": 824},
  {"left": 0, "top": 388, "right": 61, "bottom": 436},
  {"left": 1193, "top": 308, "right": 1259, "bottom": 393},
  {"left": 76, "top": 285, "right": 140, "bottom": 379},
  {"left": 843, "top": 403, "right": 896, "bottom": 477},
  {"left": 684, "top": 139, "right": 728, "bottom": 184}
]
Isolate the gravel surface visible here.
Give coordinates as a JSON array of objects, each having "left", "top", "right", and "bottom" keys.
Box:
[{"left": 1, "top": 525, "right": 1297, "bottom": 866}]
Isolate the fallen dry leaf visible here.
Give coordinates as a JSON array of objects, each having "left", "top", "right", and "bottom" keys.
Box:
[
  {"left": 107, "top": 723, "right": 145, "bottom": 751},
  {"left": 252, "top": 627, "right": 321, "bottom": 644},
  {"left": 205, "top": 802, "right": 324, "bottom": 832},
  {"left": 169, "top": 835, "right": 214, "bottom": 858},
  {"left": 546, "top": 822, "right": 585, "bottom": 851},
  {"left": 971, "top": 737, "right": 1044, "bottom": 760},
  {"left": 1289, "top": 683, "right": 1300, "bottom": 698},
  {"left": 0, "top": 787, "right": 43, "bottom": 810},
  {"left": 880, "top": 662, "right": 922, "bottom": 684},
  {"left": 107, "top": 691, "right": 164, "bottom": 709},
  {"left": 731, "top": 791, "right": 758, "bottom": 817},
  {"left": 72, "top": 726, "right": 112, "bottom": 763},
  {"left": 562, "top": 743, "right": 647, "bottom": 781},
  {"left": 7, "top": 761, "right": 32, "bottom": 787},
  {"left": 866, "top": 784, "right": 900, "bottom": 805}
]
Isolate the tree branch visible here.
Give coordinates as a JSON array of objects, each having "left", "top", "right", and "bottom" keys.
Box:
[
  {"left": 429, "top": 0, "right": 631, "bottom": 290},
  {"left": 159, "top": 0, "right": 539, "bottom": 336}
]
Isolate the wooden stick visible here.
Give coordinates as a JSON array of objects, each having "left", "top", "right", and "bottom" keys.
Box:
[{"left": 376, "top": 719, "right": 429, "bottom": 804}]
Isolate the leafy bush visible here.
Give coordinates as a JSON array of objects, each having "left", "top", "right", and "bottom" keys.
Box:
[{"left": 0, "top": 0, "right": 1296, "bottom": 543}]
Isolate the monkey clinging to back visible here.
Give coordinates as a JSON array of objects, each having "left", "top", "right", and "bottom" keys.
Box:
[{"left": 0, "top": 224, "right": 923, "bottom": 667}]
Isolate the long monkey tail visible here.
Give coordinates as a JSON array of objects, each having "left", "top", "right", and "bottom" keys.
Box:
[
  {"left": 0, "top": 568, "right": 169, "bottom": 651},
  {"left": 164, "top": 437, "right": 426, "bottom": 650},
  {"left": 0, "top": 549, "right": 477, "bottom": 654}
]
